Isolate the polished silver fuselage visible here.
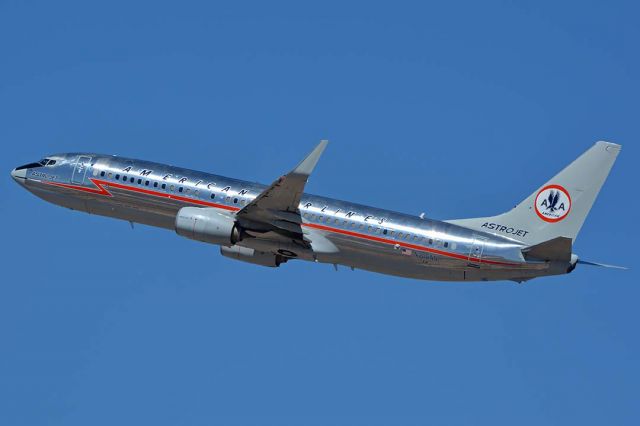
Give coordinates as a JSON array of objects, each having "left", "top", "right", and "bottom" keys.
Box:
[{"left": 12, "top": 153, "right": 566, "bottom": 282}]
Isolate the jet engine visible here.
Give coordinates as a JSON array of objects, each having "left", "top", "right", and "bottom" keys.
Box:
[
  {"left": 220, "top": 245, "right": 287, "bottom": 267},
  {"left": 175, "top": 207, "right": 241, "bottom": 245}
]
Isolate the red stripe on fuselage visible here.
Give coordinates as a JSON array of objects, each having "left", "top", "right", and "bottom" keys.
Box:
[
  {"left": 42, "top": 177, "right": 520, "bottom": 267},
  {"left": 45, "top": 179, "right": 112, "bottom": 196},
  {"left": 302, "top": 223, "right": 517, "bottom": 266},
  {"left": 45, "top": 178, "right": 241, "bottom": 212}
]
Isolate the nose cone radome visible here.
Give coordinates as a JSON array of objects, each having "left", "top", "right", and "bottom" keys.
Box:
[{"left": 11, "top": 167, "right": 26, "bottom": 182}]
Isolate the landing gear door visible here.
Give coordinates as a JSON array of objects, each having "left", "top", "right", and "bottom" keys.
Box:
[
  {"left": 468, "top": 236, "right": 487, "bottom": 266},
  {"left": 72, "top": 156, "right": 92, "bottom": 184}
]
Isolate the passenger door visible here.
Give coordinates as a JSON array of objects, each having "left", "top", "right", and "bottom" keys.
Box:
[{"left": 71, "top": 156, "right": 92, "bottom": 184}]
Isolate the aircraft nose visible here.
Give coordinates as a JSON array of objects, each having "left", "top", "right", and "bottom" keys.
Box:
[{"left": 11, "top": 167, "right": 26, "bottom": 181}]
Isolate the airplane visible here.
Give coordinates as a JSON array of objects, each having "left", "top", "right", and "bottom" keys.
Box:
[{"left": 11, "top": 140, "right": 624, "bottom": 283}]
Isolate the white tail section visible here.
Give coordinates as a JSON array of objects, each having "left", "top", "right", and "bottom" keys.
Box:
[{"left": 446, "top": 141, "right": 621, "bottom": 246}]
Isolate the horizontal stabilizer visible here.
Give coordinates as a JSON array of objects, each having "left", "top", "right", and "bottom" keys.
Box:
[
  {"left": 522, "top": 236, "right": 572, "bottom": 262},
  {"left": 577, "top": 259, "right": 628, "bottom": 270}
]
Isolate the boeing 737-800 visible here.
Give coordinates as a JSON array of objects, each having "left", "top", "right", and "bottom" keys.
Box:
[{"left": 11, "top": 141, "right": 623, "bottom": 283}]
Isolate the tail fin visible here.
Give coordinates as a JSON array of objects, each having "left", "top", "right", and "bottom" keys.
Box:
[{"left": 446, "top": 141, "right": 621, "bottom": 245}]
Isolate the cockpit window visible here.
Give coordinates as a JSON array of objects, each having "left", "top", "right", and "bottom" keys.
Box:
[
  {"left": 14, "top": 162, "right": 42, "bottom": 171},
  {"left": 15, "top": 158, "right": 57, "bottom": 171}
]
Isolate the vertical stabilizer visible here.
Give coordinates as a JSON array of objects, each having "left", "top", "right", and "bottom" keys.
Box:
[{"left": 446, "top": 141, "right": 621, "bottom": 245}]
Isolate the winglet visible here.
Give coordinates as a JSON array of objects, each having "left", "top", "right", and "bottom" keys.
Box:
[{"left": 292, "top": 140, "right": 328, "bottom": 176}]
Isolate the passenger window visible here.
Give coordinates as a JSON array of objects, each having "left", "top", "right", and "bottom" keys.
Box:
[
  {"left": 413, "top": 235, "right": 418, "bottom": 241},
  {"left": 130, "top": 177, "right": 135, "bottom": 183},
  {"left": 210, "top": 193, "right": 215, "bottom": 199},
  {"left": 398, "top": 232, "right": 403, "bottom": 239},
  {"left": 233, "top": 198, "right": 238, "bottom": 203},
  {"left": 100, "top": 171, "right": 105, "bottom": 177},
  {"left": 178, "top": 187, "right": 183, "bottom": 192},
  {"left": 123, "top": 175, "right": 127, "bottom": 181},
  {"left": 444, "top": 242, "right": 449, "bottom": 248},
  {"left": 383, "top": 229, "right": 388, "bottom": 235},
  {"left": 240, "top": 200, "right": 245, "bottom": 205},
  {"left": 225, "top": 196, "right": 230, "bottom": 202},
  {"left": 428, "top": 238, "right": 433, "bottom": 245},
  {"left": 170, "top": 185, "right": 174, "bottom": 191},
  {"left": 137, "top": 179, "right": 142, "bottom": 184},
  {"left": 161, "top": 183, "right": 166, "bottom": 189},
  {"left": 186, "top": 188, "right": 191, "bottom": 194},
  {"left": 115, "top": 174, "right": 120, "bottom": 180},
  {"left": 358, "top": 224, "right": 364, "bottom": 230},
  {"left": 108, "top": 173, "right": 112, "bottom": 178},
  {"left": 145, "top": 181, "right": 149, "bottom": 186},
  {"left": 318, "top": 216, "right": 323, "bottom": 221},
  {"left": 154, "top": 182, "right": 158, "bottom": 188}
]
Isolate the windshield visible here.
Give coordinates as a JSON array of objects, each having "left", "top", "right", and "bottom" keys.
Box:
[{"left": 14, "top": 158, "right": 56, "bottom": 171}]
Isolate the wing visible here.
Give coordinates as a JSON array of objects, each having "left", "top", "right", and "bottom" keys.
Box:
[{"left": 235, "top": 140, "right": 328, "bottom": 243}]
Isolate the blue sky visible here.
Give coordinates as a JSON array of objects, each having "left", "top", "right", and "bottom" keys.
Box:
[{"left": 1, "top": 1, "right": 638, "bottom": 424}]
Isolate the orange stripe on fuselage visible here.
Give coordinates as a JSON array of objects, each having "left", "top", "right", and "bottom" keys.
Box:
[
  {"left": 42, "top": 177, "right": 521, "bottom": 267},
  {"left": 45, "top": 178, "right": 241, "bottom": 212}
]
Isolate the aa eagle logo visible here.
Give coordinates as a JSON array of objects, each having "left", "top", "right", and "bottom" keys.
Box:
[
  {"left": 535, "top": 185, "right": 571, "bottom": 222},
  {"left": 542, "top": 190, "right": 562, "bottom": 212}
]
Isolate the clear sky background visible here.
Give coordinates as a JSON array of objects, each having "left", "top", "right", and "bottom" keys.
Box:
[{"left": 1, "top": 1, "right": 638, "bottom": 425}]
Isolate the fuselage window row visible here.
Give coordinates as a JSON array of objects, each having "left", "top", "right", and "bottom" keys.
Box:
[
  {"left": 95, "top": 168, "right": 457, "bottom": 251},
  {"left": 97, "top": 168, "right": 239, "bottom": 203},
  {"left": 302, "top": 211, "right": 441, "bottom": 246},
  {"left": 100, "top": 170, "right": 455, "bottom": 249}
]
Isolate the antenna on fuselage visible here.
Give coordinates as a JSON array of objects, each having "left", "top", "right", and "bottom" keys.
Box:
[{"left": 419, "top": 212, "right": 426, "bottom": 219}]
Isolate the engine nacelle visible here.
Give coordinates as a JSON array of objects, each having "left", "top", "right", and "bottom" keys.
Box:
[
  {"left": 220, "top": 245, "right": 286, "bottom": 268},
  {"left": 175, "top": 207, "right": 240, "bottom": 246}
]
